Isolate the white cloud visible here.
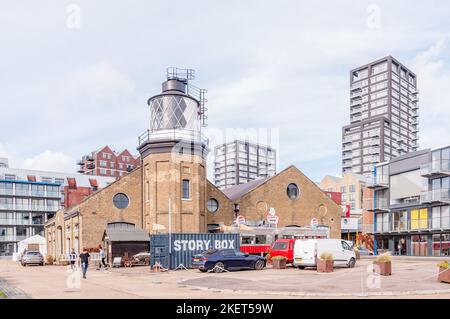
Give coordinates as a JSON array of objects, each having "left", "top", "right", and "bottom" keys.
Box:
[{"left": 22, "top": 151, "right": 75, "bottom": 173}]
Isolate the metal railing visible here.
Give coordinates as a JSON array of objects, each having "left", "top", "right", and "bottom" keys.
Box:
[
  {"left": 363, "top": 198, "right": 389, "bottom": 211},
  {"left": 420, "top": 188, "right": 450, "bottom": 204},
  {"left": 421, "top": 160, "right": 450, "bottom": 177},
  {"left": 138, "top": 129, "right": 209, "bottom": 146}
]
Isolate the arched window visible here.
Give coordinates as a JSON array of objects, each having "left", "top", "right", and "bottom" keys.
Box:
[
  {"left": 287, "top": 183, "right": 299, "bottom": 200},
  {"left": 107, "top": 222, "right": 135, "bottom": 230}
]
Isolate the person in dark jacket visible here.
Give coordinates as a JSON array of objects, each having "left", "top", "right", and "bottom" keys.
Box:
[{"left": 79, "top": 248, "right": 90, "bottom": 279}]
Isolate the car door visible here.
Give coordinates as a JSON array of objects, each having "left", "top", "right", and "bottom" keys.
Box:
[
  {"left": 219, "top": 249, "right": 238, "bottom": 269},
  {"left": 340, "top": 240, "right": 353, "bottom": 265},
  {"left": 234, "top": 250, "right": 254, "bottom": 269}
]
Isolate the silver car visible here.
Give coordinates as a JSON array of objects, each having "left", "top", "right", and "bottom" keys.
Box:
[{"left": 21, "top": 251, "right": 44, "bottom": 266}]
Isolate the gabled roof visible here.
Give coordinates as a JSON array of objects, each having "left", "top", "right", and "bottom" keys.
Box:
[{"left": 222, "top": 177, "right": 269, "bottom": 201}]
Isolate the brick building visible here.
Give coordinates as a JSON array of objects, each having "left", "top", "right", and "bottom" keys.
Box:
[
  {"left": 77, "top": 146, "right": 140, "bottom": 179},
  {"left": 45, "top": 68, "right": 341, "bottom": 261}
]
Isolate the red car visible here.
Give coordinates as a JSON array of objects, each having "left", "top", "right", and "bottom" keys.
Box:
[{"left": 269, "top": 239, "right": 296, "bottom": 263}]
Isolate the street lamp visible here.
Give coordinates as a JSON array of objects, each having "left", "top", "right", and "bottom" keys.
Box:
[{"left": 233, "top": 203, "right": 240, "bottom": 220}]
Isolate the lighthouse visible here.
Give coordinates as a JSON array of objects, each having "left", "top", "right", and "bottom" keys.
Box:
[{"left": 137, "top": 68, "right": 209, "bottom": 233}]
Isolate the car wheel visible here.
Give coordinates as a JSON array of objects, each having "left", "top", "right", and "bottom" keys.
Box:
[
  {"left": 199, "top": 269, "right": 208, "bottom": 273},
  {"left": 348, "top": 258, "right": 356, "bottom": 268},
  {"left": 22, "top": 263, "right": 26, "bottom": 267},
  {"left": 213, "top": 262, "right": 226, "bottom": 273},
  {"left": 298, "top": 266, "right": 305, "bottom": 270},
  {"left": 254, "top": 260, "right": 265, "bottom": 270},
  {"left": 40, "top": 263, "right": 44, "bottom": 266}
]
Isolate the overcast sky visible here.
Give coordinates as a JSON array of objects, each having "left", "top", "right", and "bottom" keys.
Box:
[{"left": 1, "top": 1, "right": 450, "bottom": 182}]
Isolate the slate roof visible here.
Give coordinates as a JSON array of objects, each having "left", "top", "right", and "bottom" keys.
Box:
[
  {"left": 104, "top": 228, "right": 149, "bottom": 242},
  {"left": 221, "top": 177, "right": 270, "bottom": 201}
]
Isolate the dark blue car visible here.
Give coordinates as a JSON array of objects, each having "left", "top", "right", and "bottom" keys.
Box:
[{"left": 192, "top": 249, "right": 266, "bottom": 273}]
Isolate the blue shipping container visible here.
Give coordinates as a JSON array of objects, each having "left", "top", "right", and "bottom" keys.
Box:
[{"left": 150, "top": 233, "right": 240, "bottom": 269}]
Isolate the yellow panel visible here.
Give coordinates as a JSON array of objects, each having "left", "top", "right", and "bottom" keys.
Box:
[
  {"left": 411, "top": 209, "right": 419, "bottom": 229},
  {"left": 419, "top": 209, "right": 428, "bottom": 229}
]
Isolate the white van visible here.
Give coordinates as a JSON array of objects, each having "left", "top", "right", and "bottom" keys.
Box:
[{"left": 293, "top": 239, "right": 356, "bottom": 269}]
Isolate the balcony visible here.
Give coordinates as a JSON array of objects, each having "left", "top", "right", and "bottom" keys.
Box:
[
  {"left": 86, "top": 163, "right": 95, "bottom": 170},
  {"left": 411, "top": 103, "right": 419, "bottom": 110},
  {"left": 420, "top": 160, "right": 450, "bottom": 178},
  {"left": 77, "top": 167, "right": 85, "bottom": 173},
  {"left": 363, "top": 197, "right": 389, "bottom": 212},
  {"left": 76, "top": 159, "right": 85, "bottom": 166},
  {"left": 343, "top": 152, "right": 352, "bottom": 160},
  {"left": 351, "top": 83, "right": 362, "bottom": 91},
  {"left": 343, "top": 161, "right": 352, "bottom": 169},
  {"left": 366, "top": 176, "right": 389, "bottom": 190},
  {"left": 343, "top": 145, "right": 352, "bottom": 152},
  {"left": 342, "top": 136, "right": 352, "bottom": 144},
  {"left": 350, "top": 98, "right": 362, "bottom": 107},
  {"left": 420, "top": 189, "right": 450, "bottom": 204}
]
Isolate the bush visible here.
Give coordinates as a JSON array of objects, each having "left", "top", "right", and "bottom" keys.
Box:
[
  {"left": 319, "top": 252, "right": 333, "bottom": 261},
  {"left": 437, "top": 261, "right": 450, "bottom": 269},
  {"left": 374, "top": 252, "right": 392, "bottom": 263},
  {"left": 271, "top": 255, "right": 287, "bottom": 261}
]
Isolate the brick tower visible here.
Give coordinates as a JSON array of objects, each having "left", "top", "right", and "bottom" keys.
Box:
[{"left": 137, "top": 68, "right": 209, "bottom": 234}]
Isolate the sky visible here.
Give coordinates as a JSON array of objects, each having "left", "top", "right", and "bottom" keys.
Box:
[{"left": 1, "top": 1, "right": 450, "bottom": 182}]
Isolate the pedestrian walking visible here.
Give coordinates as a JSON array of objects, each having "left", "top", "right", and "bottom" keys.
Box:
[
  {"left": 69, "top": 248, "right": 77, "bottom": 271},
  {"left": 79, "top": 248, "right": 90, "bottom": 279},
  {"left": 97, "top": 245, "right": 109, "bottom": 270}
]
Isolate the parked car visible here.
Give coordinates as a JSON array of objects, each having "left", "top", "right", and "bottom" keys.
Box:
[
  {"left": 192, "top": 249, "right": 266, "bottom": 273},
  {"left": 293, "top": 239, "right": 356, "bottom": 269},
  {"left": 269, "top": 239, "right": 296, "bottom": 263},
  {"left": 21, "top": 251, "right": 44, "bottom": 266},
  {"left": 356, "top": 246, "right": 374, "bottom": 255}
]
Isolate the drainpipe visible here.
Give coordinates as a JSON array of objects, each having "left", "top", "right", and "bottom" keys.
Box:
[{"left": 373, "top": 164, "right": 378, "bottom": 256}]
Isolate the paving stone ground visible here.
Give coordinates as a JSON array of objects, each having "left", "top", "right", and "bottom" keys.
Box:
[{"left": 0, "top": 257, "right": 449, "bottom": 299}]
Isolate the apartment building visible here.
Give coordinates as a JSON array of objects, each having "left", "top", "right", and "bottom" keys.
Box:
[
  {"left": 0, "top": 165, "right": 114, "bottom": 257},
  {"left": 342, "top": 56, "right": 419, "bottom": 177},
  {"left": 366, "top": 146, "right": 450, "bottom": 256},
  {"left": 77, "top": 146, "right": 140, "bottom": 179},
  {"left": 320, "top": 173, "right": 374, "bottom": 242},
  {"left": 214, "top": 140, "right": 276, "bottom": 189}
]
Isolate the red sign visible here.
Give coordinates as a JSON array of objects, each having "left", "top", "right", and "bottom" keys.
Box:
[
  {"left": 342, "top": 205, "right": 351, "bottom": 218},
  {"left": 236, "top": 215, "right": 246, "bottom": 225},
  {"left": 267, "top": 215, "right": 279, "bottom": 225}
]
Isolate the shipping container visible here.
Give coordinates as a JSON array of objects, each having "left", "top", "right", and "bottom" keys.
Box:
[{"left": 150, "top": 233, "right": 240, "bottom": 269}]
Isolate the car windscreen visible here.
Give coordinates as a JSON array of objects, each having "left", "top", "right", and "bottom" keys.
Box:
[
  {"left": 272, "top": 242, "right": 287, "bottom": 250},
  {"left": 26, "top": 251, "right": 40, "bottom": 255},
  {"left": 202, "top": 249, "right": 218, "bottom": 255}
]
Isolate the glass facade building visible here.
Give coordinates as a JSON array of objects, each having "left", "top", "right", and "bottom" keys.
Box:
[
  {"left": 0, "top": 180, "right": 62, "bottom": 256},
  {"left": 214, "top": 140, "right": 276, "bottom": 190},
  {"left": 342, "top": 56, "right": 419, "bottom": 178},
  {"left": 367, "top": 145, "right": 450, "bottom": 256}
]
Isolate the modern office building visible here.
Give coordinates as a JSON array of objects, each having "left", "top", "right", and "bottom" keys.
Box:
[
  {"left": 214, "top": 140, "right": 276, "bottom": 189},
  {"left": 366, "top": 145, "right": 450, "bottom": 256},
  {"left": 77, "top": 146, "right": 140, "bottom": 179},
  {"left": 342, "top": 56, "right": 419, "bottom": 178},
  {"left": 0, "top": 165, "right": 114, "bottom": 257}
]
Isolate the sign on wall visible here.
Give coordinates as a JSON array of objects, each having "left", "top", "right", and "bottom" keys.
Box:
[
  {"left": 267, "top": 214, "right": 279, "bottom": 225},
  {"left": 310, "top": 218, "right": 319, "bottom": 227},
  {"left": 341, "top": 204, "right": 351, "bottom": 217},
  {"left": 341, "top": 217, "right": 359, "bottom": 231},
  {"left": 236, "top": 215, "right": 246, "bottom": 225}
]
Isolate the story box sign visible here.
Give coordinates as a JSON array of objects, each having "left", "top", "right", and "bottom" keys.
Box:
[{"left": 150, "top": 233, "right": 240, "bottom": 269}]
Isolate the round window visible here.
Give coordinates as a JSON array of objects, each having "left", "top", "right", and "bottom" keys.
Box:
[
  {"left": 207, "top": 198, "right": 219, "bottom": 213},
  {"left": 113, "top": 193, "right": 129, "bottom": 209},
  {"left": 286, "top": 183, "right": 299, "bottom": 200}
]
